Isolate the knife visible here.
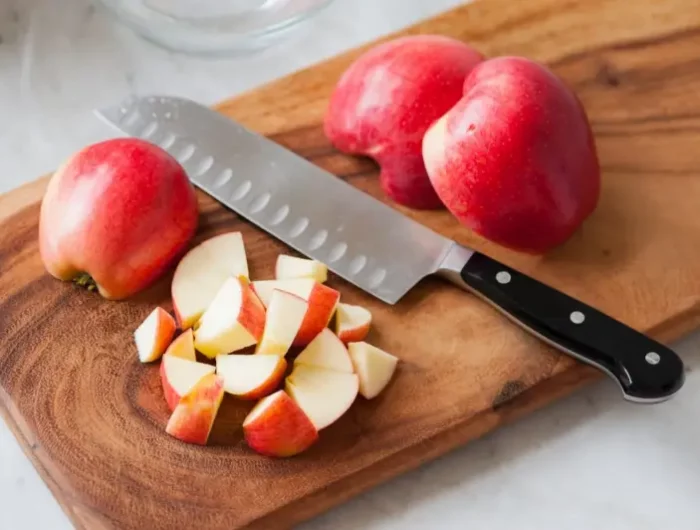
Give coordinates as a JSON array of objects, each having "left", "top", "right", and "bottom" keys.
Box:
[{"left": 96, "top": 95, "right": 685, "bottom": 404}]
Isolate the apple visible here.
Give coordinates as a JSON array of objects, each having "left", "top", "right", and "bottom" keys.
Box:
[
  {"left": 423, "top": 56, "right": 600, "bottom": 253},
  {"left": 275, "top": 255, "right": 328, "bottom": 283},
  {"left": 294, "top": 328, "right": 353, "bottom": 373},
  {"left": 251, "top": 279, "right": 339, "bottom": 346},
  {"left": 134, "top": 307, "right": 177, "bottom": 363},
  {"left": 166, "top": 373, "right": 224, "bottom": 445},
  {"left": 39, "top": 138, "right": 198, "bottom": 299},
  {"left": 163, "top": 329, "right": 196, "bottom": 362},
  {"left": 334, "top": 303, "right": 372, "bottom": 343},
  {"left": 348, "top": 342, "right": 398, "bottom": 399},
  {"left": 172, "top": 232, "right": 249, "bottom": 329},
  {"left": 243, "top": 390, "right": 319, "bottom": 458},
  {"left": 256, "top": 289, "right": 308, "bottom": 357},
  {"left": 285, "top": 365, "right": 359, "bottom": 430},
  {"left": 216, "top": 354, "right": 287, "bottom": 400},
  {"left": 324, "top": 35, "right": 483, "bottom": 209},
  {"left": 160, "top": 354, "right": 216, "bottom": 411},
  {"left": 194, "top": 276, "right": 266, "bottom": 358}
]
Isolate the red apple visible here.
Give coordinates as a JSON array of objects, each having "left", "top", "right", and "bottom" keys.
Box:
[
  {"left": 163, "top": 329, "right": 196, "bottom": 362},
  {"left": 324, "top": 35, "right": 483, "bottom": 209},
  {"left": 334, "top": 303, "right": 372, "bottom": 343},
  {"left": 166, "top": 373, "right": 224, "bottom": 445},
  {"left": 134, "top": 307, "right": 177, "bottom": 363},
  {"left": 160, "top": 354, "right": 216, "bottom": 411},
  {"left": 39, "top": 138, "right": 199, "bottom": 299},
  {"left": 423, "top": 56, "right": 600, "bottom": 253},
  {"left": 216, "top": 354, "right": 287, "bottom": 400}
]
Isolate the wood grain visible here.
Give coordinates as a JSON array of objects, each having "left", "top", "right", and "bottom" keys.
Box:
[{"left": 3, "top": 0, "right": 700, "bottom": 528}]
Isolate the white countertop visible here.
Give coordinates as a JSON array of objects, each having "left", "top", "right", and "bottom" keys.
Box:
[{"left": 2, "top": 1, "right": 700, "bottom": 529}]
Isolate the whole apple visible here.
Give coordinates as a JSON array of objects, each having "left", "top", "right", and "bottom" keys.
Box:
[
  {"left": 324, "top": 35, "right": 483, "bottom": 209},
  {"left": 39, "top": 138, "right": 199, "bottom": 299},
  {"left": 423, "top": 56, "right": 600, "bottom": 253}
]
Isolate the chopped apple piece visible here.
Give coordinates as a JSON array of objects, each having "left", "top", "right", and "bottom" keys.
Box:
[
  {"left": 164, "top": 329, "right": 196, "bottom": 361},
  {"left": 160, "top": 354, "right": 216, "bottom": 411},
  {"left": 294, "top": 328, "right": 353, "bottom": 373},
  {"left": 134, "top": 307, "right": 177, "bottom": 363},
  {"left": 256, "top": 290, "right": 308, "bottom": 357},
  {"left": 335, "top": 303, "right": 372, "bottom": 343},
  {"left": 285, "top": 365, "right": 359, "bottom": 430},
  {"left": 172, "top": 232, "right": 249, "bottom": 329},
  {"left": 216, "top": 354, "right": 287, "bottom": 400},
  {"left": 275, "top": 254, "right": 328, "bottom": 283},
  {"left": 194, "top": 276, "right": 266, "bottom": 358},
  {"left": 251, "top": 279, "right": 340, "bottom": 346},
  {"left": 166, "top": 373, "right": 224, "bottom": 445},
  {"left": 348, "top": 342, "right": 399, "bottom": 399},
  {"left": 243, "top": 390, "right": 319, "bottom": 457}
]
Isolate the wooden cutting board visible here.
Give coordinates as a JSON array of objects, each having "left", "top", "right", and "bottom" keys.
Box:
[{"left": 3, "top": 0, "right": 700, "bottom": 528}]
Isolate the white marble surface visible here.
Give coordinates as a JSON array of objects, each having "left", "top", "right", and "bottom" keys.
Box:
[{"left": 1, "top": 1, "right": 700, "bottom": 529}]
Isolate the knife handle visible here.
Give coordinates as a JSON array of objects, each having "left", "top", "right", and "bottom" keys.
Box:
[{"left": 448, "top": 250, "right": 684, "bottom": 403}]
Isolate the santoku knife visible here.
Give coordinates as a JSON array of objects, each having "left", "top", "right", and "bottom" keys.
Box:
[{"left": 96, "top": 95, "right": 685, "bottom": 404}]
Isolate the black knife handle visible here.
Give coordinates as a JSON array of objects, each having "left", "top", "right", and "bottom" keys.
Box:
[{"left": 454, "top": 251, "right": 684, "bottom": 403}]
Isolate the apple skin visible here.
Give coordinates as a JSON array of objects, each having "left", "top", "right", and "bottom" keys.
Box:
[
  {"left": 423, "top": 56, "right": 601, "bottom": 253},
  {"left": 165, "top": 373, "right": 224, "bottom": 446},
  {"left": 324, "top": 35, "right": 483, "bottom": 209},
  {"left": 39, "top": 138, "right": 199, "bottom": 299}
]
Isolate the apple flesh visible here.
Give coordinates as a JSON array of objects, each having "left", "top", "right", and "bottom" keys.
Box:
[
  {"left": 256, "top": 289, "right": 308, "bottom": 357},
  {"left": 275, "top": 255, "right": 328, "bottom": 283},
  {"left": 172, "top": 232, "right": 249, "bottom": 329},
  {"left": 134, "top": 307, "right": 177, "bottom": 363},
  {"left": 194, "top": 276, "right": 266, "bottom": 358},
  {"left": 348, "top": 342, "right": 398, "bottom": 399},
  {"left": 216, "top": 354, "right": 287, "bottom": 400},
  {"left": 166, "top": 373, "right": 224, "bottom": 445},
  {"left": 423, "top": 56, "right": 600, "bottom": 253},
  {"left": 163, "top": 329, "right": 196, "bottom": 362},
  {"left": 324, "top": 35, "right": 483, "bottom": 209},
  {"left": 294, "top": 328, "right": 353, "bottom": 373},
  {"left": 39, "top": 138, "right": 198, "bottom": 299},
  {"left": 251, "top": 279, "right": 339, "bottom": 346},
  {"left": 243, "top": 390, "right": 319, "bottom": 458},
  {"left": 286, "top": 365, "right": 359, "bottom": 430},
  {"left": 160, "top": 354, "right": 216, "bottom": 411},
  {"left": 334, "top": 303, "right": 372, "bottom": 343}
]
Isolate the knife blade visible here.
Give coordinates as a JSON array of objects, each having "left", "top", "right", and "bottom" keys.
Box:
[{"left": 96, "top": 95, "right": 685, "bottom": 404}]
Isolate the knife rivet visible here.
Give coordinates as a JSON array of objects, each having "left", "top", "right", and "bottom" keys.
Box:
[
  {"left": 645, "top": 352, "right": 661, "bottom": 365},
  {"left": 496, "top": 271, "right": 511, "bottom": 284},
  {"left": 570, "top": 311, "right": 585, "bottom": 324}
]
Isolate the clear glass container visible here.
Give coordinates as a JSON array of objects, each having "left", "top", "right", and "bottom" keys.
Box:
[{"left": 96, "top": 0, "right": 335, "bottom": 56}]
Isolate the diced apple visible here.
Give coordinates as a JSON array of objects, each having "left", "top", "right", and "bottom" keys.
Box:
[
  {"left": 251, "top": 279, "right": 340, "bottom": 346},
  {"left": 172, "top": 232, "right": 249, "bottom": 329},
  {"left": 164, "top": 329, "right": 196, "bottom": 361},
  {"left": 294, "top": 328, "right": 353, "bottom": 373},
  {"left": 194, "top": 276, "right": 266, "bottom": 358},
  {"left": 216, "top": 354, "right": 287, "bottom": 400},
  {"left": 285, "top": 365, "right": 359, "bottom": 430},
  {"left": 243, "top": 390, "right": 319, "bottom": 457},
  {"left": 160, "top": 354, "right": 216, "bottom": 411},
  {"left": 134, "top": 307, "right": 177, "bottom": 363},
  {"left": 348, "top": 342, "right": 399, "bottom": 399},
  {"left": 275, "top": 255, "right": 328, "bottom": 283},
  {"left": 334, "top": 303, "right": 372, "bottom": 343},
  {"left": 166, "top": 373, "right": 224, "bottom": 445},
  {"left": 256, "top": 290, "right": 308, "bottom": 357}
]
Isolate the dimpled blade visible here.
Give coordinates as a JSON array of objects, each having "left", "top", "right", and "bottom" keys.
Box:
[{"left": 95, "top": 95, "right": 454, "bottom": 304}]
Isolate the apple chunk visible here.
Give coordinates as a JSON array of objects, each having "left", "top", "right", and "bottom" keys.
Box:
[
  {"left": 166, "top": 373, "right": 224, "bottom": 445},
  {"left": 348, "top": 342, "right": 398, "bottom": 399},
  {"left": 334, "top": 303, "right": 372, "bottom": 343},
  {"left": 134, "top": 307, "right": 177, "bottom": 363},
  {"left": 294, "top": 328, "right": 353, "bottom": 373},
  {"left": 194, "top": 276, "right": 266, "bottom": 358},
  {"left": 160, "top": 354, "right": 216, "bottom": 411},
  {"left": 243, "top": 390, "right": 319, "bottom": 457},
  {"left": 172, "top": 232, "right": 249, "bottom": 329},
  {"left": 251, "top": 279, "right": 340, "bottom": 346},
  {"left": 285, "top": 365, "right": 359, "bottom": 430},
  {"left": 164, "top": 329, "right": 196, "bottom": 361},
  {"left": 275, "top": 255, "right": 328, "bottom": 283},
  {"left": 216, "top": 354, "right": 287, "bottom": 400},
  {"left": 256, "top": 290, "right": 308, "bottom": 357}
]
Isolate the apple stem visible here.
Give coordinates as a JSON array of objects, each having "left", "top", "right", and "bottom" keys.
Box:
[{"left": 73, "top": 273, "right": 97, "bottom": 292}]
